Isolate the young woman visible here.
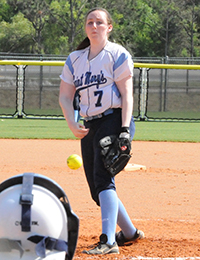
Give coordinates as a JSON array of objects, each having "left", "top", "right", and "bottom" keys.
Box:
[{"left": 59, "top": 7, "right": 144, "bottom": 255}]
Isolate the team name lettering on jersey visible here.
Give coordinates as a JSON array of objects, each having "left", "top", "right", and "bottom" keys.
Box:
[
  {"left": 74, "top": 74, "right": 84, "bottom": 88},
  {"left": 74, "top": 70, "right": 107, "bottom": 89}
]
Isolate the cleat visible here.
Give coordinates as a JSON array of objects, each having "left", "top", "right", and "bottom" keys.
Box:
[
  {"left": 82, "top": 234, "right": 119, "bottom": 255},
  {"left": 116, "top": 229, "right": 145, "bottom": 246}
]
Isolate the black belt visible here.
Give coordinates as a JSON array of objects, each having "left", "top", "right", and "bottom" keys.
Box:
[{"left": 84, "top": 108, "right": 117, "bottom": 121}]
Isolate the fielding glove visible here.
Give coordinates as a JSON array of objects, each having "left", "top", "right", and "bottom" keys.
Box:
[{"left": 99, "top": 127, "right": 132, "bottom": 177}]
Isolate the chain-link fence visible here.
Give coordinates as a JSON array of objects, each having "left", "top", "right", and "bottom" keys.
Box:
[{"left": 0, "top": 54, "right": 200, "bottom": 121}]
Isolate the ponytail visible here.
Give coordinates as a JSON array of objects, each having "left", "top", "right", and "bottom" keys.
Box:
[{"left": 76, "top": 37, "right": 90, "bottom": 50}]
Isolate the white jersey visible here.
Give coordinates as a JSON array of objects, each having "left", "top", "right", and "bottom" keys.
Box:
[{"left": 60, "top": 41, "right": 134, "bottom": 117}]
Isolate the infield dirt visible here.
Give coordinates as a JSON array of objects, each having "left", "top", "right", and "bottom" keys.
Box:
[{"left": 0, "top": 139, "right": 200, "bottom": 259}]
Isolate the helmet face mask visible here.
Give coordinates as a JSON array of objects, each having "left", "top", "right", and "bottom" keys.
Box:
[{"left": 0, "top": 173, "right": 79, "bottom": 260}]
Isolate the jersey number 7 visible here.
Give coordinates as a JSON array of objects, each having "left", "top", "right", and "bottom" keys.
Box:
[{"left": 94, "top": 90, "right": 103, "bottom": 107}]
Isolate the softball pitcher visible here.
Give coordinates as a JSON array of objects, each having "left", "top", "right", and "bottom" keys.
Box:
[{"left": 59, "top": 7, "right": 144, "bottom": 255}]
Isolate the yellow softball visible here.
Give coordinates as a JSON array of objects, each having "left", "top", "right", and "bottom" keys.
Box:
[{"left": 67, "top": 154, "right": 83, "bottom": 170}]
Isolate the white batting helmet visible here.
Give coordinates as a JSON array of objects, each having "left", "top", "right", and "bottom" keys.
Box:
[{"left": 0, "top": 173, "right": 79, "bottom": 260}]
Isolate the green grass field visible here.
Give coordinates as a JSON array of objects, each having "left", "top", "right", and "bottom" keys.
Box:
[{"left": 0, "top": 118, "right": 199, "bottom": 142}]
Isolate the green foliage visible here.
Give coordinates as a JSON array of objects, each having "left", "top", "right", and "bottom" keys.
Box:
[
  {"left": 0, "top": 0, "right": 14, "bottom": 22},
  {"left": 0, "top": 12, "right": 34, "bottom": 52},
  {"left": 0, "top": 0, "right": 200, "bottom": 56},
  {"left": 49, "top": 0, "right": 86, "bottom": 53}
]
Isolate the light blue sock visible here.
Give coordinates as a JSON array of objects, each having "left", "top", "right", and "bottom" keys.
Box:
[
  {"left": 98, "top": 189, "right": 118, "bottom": 245},
  {"left": 117, "top": 198, "right": 136, "bottom": 238}
]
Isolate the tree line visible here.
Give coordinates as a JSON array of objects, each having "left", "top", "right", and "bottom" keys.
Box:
[{"left": 0, "top": 0, "right": 200, "bottom": 57}]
